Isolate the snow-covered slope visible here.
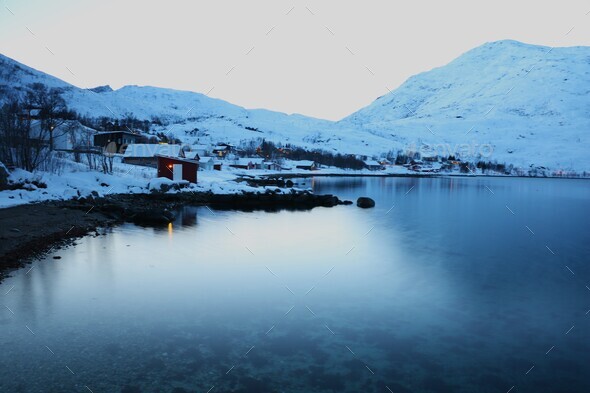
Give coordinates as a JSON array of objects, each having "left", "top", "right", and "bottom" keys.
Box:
[
  {"left": 1, "top": 40, "right": 589, "bottom": 173},
  {"left": 0, "top": 53, "right": 390, "bottom": 156},
  {"left": 341, "top": 40, "right": 590, "bottom": 170}
]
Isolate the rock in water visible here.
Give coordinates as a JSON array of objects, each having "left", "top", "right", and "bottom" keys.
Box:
[{"left": 356, "top": 197, "right": 375, "bottom": 208}]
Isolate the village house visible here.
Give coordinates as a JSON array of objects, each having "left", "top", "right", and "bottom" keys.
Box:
[
  {"left": 199, "top": 156, "right": 221, "bottom": 171},
  {"left": 212, "top": 143, "right": 234, "bottom": 158},
  {"left": 294, "top": 160, "right": 317, "bottom": 171},
  {"left": 422, "top": 155, "right": 439, "bottom": 163},
  {"left": 94, "top": 131, "right": 144, "bottom": 153},
  {"left": 249, "top": 158, "right": 265, "bottom": 169},
  {"left": 182, "top": 150, "right": 222, "bottom": 171},
  {"left": 229, "top": 158, "right": 255, "bottom": 170},
  {"left": 364, "top": 160, "right": 384, "bottom": 170},
  {"left": 197, "top": 156, "right": 214, "bottom": 170},
  {"left": 189, "top": 143, "right": 211, "bottom": 159},
  {"left": 123, "top": 144, "right": 182, "bottom": 167},
  {"left": 262, "top": 161, "right": 282, "bottom": 171},
  {"left": 156, "top": 155, "right": 199, "bottom": 183},
  {"left": 27, "top": 119, "right": 97, "bottom": 151}
]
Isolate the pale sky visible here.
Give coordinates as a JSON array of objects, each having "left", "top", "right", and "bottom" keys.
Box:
[{"left": 1, "top": 0, "right": 589, "bottom": 120}]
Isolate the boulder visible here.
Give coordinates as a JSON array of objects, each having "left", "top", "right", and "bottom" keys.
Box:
[{"left": 356, "top": 197, "right": 375, "bottom": 208}]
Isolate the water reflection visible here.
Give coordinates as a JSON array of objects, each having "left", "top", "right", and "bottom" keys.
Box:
[{"left": 0, "top": 177, "right": 589, "bottom": 392}]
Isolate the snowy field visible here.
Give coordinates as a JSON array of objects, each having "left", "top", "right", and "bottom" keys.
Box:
[{"left": 0, "top": 157, "right": 254, "bottom": 209}]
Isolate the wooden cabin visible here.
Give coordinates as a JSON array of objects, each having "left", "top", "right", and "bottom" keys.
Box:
[{"left": 156, "top": 155, "right": 199, "bottom": 183}]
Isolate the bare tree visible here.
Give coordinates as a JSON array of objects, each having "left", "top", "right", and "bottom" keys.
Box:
[
  {"left": 0, "top": 100, "right": 49, "bottom": 171},
  {"left": 25, "top": 83, "right": 68, "bottom": 151}
]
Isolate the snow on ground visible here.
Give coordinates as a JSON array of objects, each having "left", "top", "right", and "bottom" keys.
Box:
[
  {"left": 0, "top": 157, "right": 298, "bottom": 209},
  {"left": 0, "top": 163, "right": 147, "bottom": 209}
]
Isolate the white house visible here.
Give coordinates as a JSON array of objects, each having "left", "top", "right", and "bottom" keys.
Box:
[
  {"left": 262, "top": 161, "right": 282, "bottom": 171},
  {"left": 249, "top": 158, "right": 265, "bottom": 169},
  {"left": 198, "top": 156, "right": 215, "bottom": 171},
  {"left": 29, "top": 120, "right": 97, "bottom": 151},
  {"left": 185, "top": 143, "right": 211, "bottom": 160},
  {"left": 364, "top": 160, "right": 384, "bottom": 170},
  {"left": 294, "top": 160, "right": 317, "bottom": 170}
]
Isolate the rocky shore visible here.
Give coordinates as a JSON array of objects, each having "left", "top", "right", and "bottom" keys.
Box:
[{"left": 0, "top": 189, "right": 351, "bottom": 281}]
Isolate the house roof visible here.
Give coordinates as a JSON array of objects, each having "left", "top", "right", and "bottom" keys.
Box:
[
  {"left": 124, "top": 144, "right": 181, "bottom": 158},
  {"left": 155, "top": 154, "right": 199, "bottom": 164},
  {"left": 96, "top": 130, "right": 140, "bottom": 136},
  {"left": 365, "top": 160, "right": 382, "bottom": 166},
  {"left": 233, "top": 158, "right": 254, "bottom": 166},
  {"left": 183, "top": 150, "right": 200, "bottom": 160},
  {"left": 294, "top": 160, "right": 315, "bottom": 166}
]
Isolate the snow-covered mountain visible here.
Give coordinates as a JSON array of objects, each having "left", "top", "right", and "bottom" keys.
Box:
[
  {"left": 0, "top": 53, "right": 389, "bottom": 156},
  {"left": 1, "top": 39, "right": 589, "bottom": 173},
  {"left": 341, "top": 40, "right": 590, "bottom": 171}
]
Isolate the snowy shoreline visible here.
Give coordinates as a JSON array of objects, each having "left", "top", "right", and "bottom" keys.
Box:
[{"left": 3, "top": 163, "right": 588, "bottom": 210}]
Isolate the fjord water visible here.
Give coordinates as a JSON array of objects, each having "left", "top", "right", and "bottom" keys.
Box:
[{"left": 1, "top": 177, "right": 589, "bottom": 393}]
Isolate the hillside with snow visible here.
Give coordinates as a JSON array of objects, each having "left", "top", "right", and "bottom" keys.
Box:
[
  {"left": 0, "top": 53, "right": 389, "bottom": 156},
  {"left": 341, "top": 40, "right": 590, "bottom": 171},
  {"left": 1, "top": 40, "right": 589, "bottom": 173}
]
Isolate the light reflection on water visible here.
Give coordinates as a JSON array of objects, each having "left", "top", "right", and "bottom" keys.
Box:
[{"left": 0, "top": 177, "right": 589, "bottom": 393}]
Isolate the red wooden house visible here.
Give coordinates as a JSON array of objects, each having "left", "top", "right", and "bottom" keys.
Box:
[{"left": 156, "top": 154, "right": 199, "bottom": 183}]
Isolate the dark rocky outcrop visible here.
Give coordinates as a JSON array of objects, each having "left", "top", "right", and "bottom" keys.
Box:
[{"left": 356, "top": 197, "right": 375, "bottom": 208}]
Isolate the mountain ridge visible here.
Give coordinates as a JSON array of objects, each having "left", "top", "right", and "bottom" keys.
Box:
[{"left": 1, "top": 40, "right": 589, "bottom": 172}]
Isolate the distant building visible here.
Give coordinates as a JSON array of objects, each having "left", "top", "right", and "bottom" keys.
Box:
[
  {"left": 212, "top": 144, "right": 234, "bottom": 158},
  {"left": 262, "top": 161, "right": 282, "bottom": 171},
  {"left": 294, "top": 160, "right": 317, "bottom": 170},
  {"left": 364, "top": 160, "right": 384, "bottom": 170},
  {"left": 249, "top": 158, "right": 265, "bottom": 169},
  {"left": 229, "top": 158, "right": 255, "bottom": 170},
  {"left": 28, "top": 120, "right": 97, "bottom": 151},
  {"left": 191, "top": 143, "right": 211, "bottom": 158},
  {"left": 123, "top": 144, "right": 182, "bottom": 167},
  {"left": 156, "top": 155, "right": 199, "bottom": 183},
  {"left": 197, "top": 156, "right": 215, "bottom": 171},
  {"left": 94, "top": 131, "right": 143, "bottom": 153}
]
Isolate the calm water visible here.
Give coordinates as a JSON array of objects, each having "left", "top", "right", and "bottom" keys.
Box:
[{"left": 1, "top": 176, "right": 589, "bottom": 393}]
